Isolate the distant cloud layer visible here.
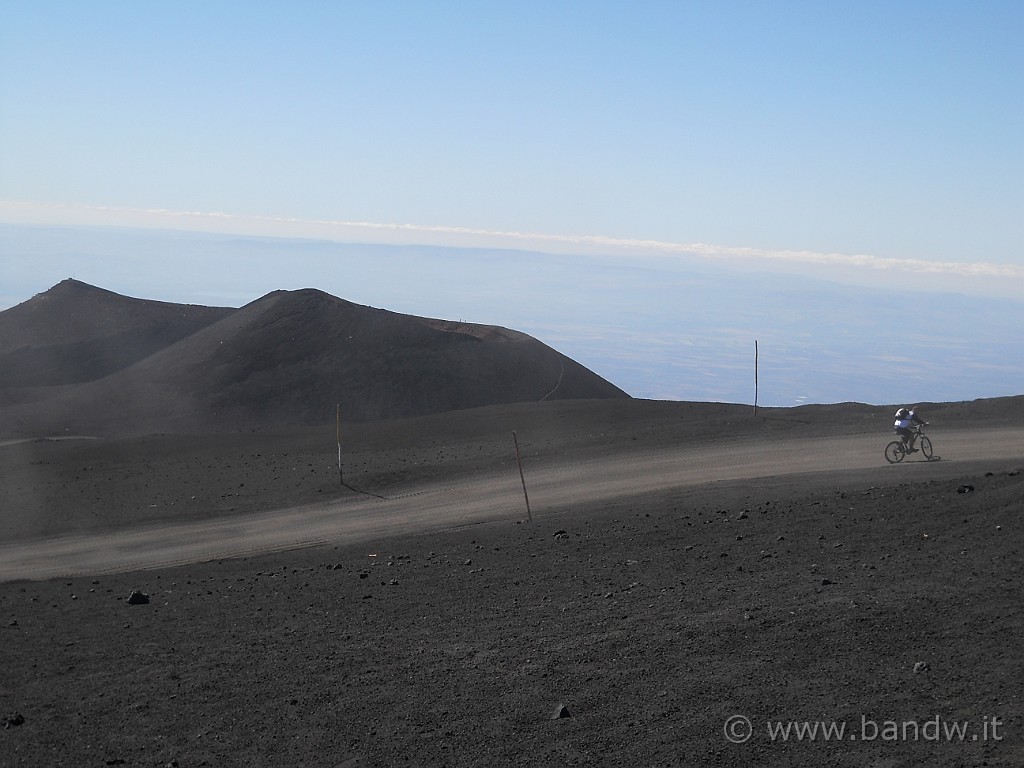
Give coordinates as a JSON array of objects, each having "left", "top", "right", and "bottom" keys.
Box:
[
  {"left": 2, "top": 218, "right": 1021, "bottom": 406},
  {"left": 3, "top": 200, "right": 1023, "bottom": 289}
]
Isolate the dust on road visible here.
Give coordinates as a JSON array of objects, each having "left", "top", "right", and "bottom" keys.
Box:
[{"left": 1, "top": 427, "right": 1019, "bottom": 582}]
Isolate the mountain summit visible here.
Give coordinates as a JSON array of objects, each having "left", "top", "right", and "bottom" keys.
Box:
[
  {"left": 0, "top": 282, "right": 628, "bottom": 435},
  {"left": 0, "top": 279, "right": 233, "bottom": 387}
]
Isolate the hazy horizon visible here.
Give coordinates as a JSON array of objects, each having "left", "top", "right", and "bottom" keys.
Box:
[{"left": 3, "top": 223, "right": 1021, "bottom": 409}]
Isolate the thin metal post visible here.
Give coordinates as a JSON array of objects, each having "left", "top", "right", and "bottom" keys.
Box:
[{"left": 754, "top": 340, "right": 759, "bottom": 417}]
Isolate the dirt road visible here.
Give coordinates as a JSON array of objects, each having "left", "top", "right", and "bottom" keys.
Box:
[{"left": 1, "top": 427, "right": 1020, "bottom": 582}]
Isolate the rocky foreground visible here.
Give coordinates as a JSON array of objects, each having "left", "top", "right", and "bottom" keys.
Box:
[{"left": 1, "top": 398, "right": 1022, "bottom": 766}]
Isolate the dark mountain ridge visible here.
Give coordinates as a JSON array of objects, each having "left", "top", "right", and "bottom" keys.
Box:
[
  {"left": 0, "top": 281, "right": 628, "bottom": 435},
  {"left": 0, "top": 279, "right": 234, "bottom": 387}
]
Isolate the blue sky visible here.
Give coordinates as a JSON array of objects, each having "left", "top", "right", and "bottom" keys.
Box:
[
  {"left": 2, "top": 1, "right": 1021, "bottom": 263},
  {"left": 1, "top": 2, "right": 1022, "bottom": 405}
]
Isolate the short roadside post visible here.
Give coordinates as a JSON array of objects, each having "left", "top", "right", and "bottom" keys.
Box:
[
  {"left": 336, "top": 404, "right": 343, "bottom": 486},
  {"left": 512, "top": 430, "right": 532, "bottom": 522}
]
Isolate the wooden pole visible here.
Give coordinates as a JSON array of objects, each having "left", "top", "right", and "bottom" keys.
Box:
[
  {"left": 512, "top": 430, "right": 532, "bottom": 522},
  {"left": 336, "top": 404, "right": 343, "bottom": 485}
]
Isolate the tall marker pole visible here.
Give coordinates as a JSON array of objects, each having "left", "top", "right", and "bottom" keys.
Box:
[{"left": 754, "top": 340, "right": 759, "bottom": 418}]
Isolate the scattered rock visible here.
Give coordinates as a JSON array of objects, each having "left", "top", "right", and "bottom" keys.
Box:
[
  {"left": 552, "top": 530, "right": 569, "bottom": 540},
  {"left": 913, "top": 661, "right": 930, "bottom": 673},
  {"left": 551, "top": 702, "right": 572, "bottom": 719},
  {"left": 956, "top": 485, "right": 974, "bottom": 494},
  {"left": 127, "top": 590, "right": 150, "bottom": 605}
]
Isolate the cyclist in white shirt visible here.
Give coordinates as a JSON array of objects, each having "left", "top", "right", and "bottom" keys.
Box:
[{"left": 893, "top": 406, "right": 927, "bottom": 452}]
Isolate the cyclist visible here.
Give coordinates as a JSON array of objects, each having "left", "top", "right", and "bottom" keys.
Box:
[{"left": 893, "top": 406, "right": 927, "bottom": 452}]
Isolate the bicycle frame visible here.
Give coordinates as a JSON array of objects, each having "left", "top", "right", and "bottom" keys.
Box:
[{"left": 885, "top": 425, "right": 933, "bottom": 464}]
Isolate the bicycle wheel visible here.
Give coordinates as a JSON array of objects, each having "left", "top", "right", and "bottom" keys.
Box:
[
  {"left": 919, "top": 436, "right": 933, "bottom": 460},
  {"left": 885, "top": 441, "right": 905, "bottom": 464}
]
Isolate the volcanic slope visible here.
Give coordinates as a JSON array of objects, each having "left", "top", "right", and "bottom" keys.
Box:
[
  {"left": 0, "top": 284, "right": 628, "bottom": 435},
  {"left": 0, "top": 279, "right": 233, "bottom": 390}
]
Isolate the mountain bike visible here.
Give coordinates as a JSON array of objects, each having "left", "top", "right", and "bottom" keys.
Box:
[{"left": 884, "top": 425, "right": 933, "bottom": 464}]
